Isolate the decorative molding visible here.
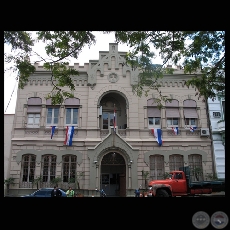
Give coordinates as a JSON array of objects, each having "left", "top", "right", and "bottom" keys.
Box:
[{"left": 108, "top": 73, "right": 118, "bottom": 83}]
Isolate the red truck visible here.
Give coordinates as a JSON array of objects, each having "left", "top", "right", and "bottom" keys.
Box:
[{"left": 147, "top": 166, "right": 225, "bottom": 197}]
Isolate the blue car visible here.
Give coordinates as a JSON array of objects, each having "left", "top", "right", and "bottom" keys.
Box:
[{"left": 21, "top": 188, "right": 67, "bottom": 197}]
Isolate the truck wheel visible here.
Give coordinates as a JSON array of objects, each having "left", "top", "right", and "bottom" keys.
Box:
[{"left": 156, "top": 189, "right": 169, "bottom": 197}]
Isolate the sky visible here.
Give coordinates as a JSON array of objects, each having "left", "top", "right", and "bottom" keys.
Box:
[{"left": 4, "top": 31, "right": 164, "bottom": 114}]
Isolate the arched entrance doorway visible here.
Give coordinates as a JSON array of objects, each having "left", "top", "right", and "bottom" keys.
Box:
[{"left": 100, "top": 152, "right": 126, "bottom": 197}]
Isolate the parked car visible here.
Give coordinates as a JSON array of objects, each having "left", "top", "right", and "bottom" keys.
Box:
[{"left": 21, "top": 188, "right": 67, "bottom": 197}]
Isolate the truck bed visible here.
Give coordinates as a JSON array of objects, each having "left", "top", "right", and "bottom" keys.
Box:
[{"left": 189, "top": 180, "right": 225, "bottom": 192}]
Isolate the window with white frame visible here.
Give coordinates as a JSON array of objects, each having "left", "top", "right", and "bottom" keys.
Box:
[
  {"left": 148, "top": 117, "right": 161, "bottom": 127},
  {"left": 46, "top": 99, "right": 60, "bottom": 126},
  {"left": 165, "top": 99, "right": 180, "bottom": 128},
  {"left": 27, "top": 97, "right": 42, "bottom": 128},
  {"left": 184, "top": 118, "right": 196, "bottom": 126},
  {"left": 64, "top": 98, "right": 80, "bottom": 126},
  {"left": 183, "top": 99, "right": 198, "bottom": 128},
  {"left": 21, "top": 154, "right": 36, "bottom": 183},
  {"left": 66, "top": 108, "right": 78, "bottom": 125},
  {"left": 46, "top": 108, "right": 59, "bottom": 126},
  {"left": 167, "top": 118, "right": 179, "bottom": 126},
  {"left": 62, "top": 155, "right": 77, "bottom": 183},
  {"left": 150, "top": 155, "right": 165, "bottom": 180},
  {"left": 27, "top": 114, "right": 40, "bottom": 128},
  {"left": 147, "top": 99, "right": 161, "bottom": 128},
  {"left": 42, "top": 155, "right": 56, "bottom": 183}
]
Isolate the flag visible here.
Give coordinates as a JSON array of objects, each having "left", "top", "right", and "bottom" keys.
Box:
[
  {"left": 64, "top": 126, "right": 74, "bottom": 146},
  {"left": 113, "top": 106, "right": 116, "bottom": 132},
  {"left": 190, "top": 126, "right": 197, "bottom": 132},
  {"left": 51, "top": 126, "right": 56, "bottom": 139},
  {"left": 151, "top": 128, "right": 163, "bottom": 146},
  {"left": 172, "top": 127, "right": 179, "bottom": 135}
]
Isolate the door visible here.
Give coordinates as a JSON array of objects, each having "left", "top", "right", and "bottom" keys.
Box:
[
  {"left": 101, "top": 152, "right": 126, "bottom": 197},
  {"left": 119, "top": 174, "right": 126, "bottom": 197}
]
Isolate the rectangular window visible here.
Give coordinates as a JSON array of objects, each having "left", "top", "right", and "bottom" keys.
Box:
[
  {"left": 102, "top": 112, "right": 117, "bottom": 129},
  {"left": 167, "top": 118, "right": 179, "bottom": 126},
  {"left": 150, "top": 155, "right": 165, "bottom": 180},
  {"left": 148, "top": 117, "right": 161, "bottom": 128},
  {"left": 65, "top": 108, "right": 78, "bottom": 125},
  {"left": 185, "top": 118, "right": 197, "bottom": 126},
  {"left": 27, "top": 114, "right": 40, "bottom": 128},
  {"left": 46, "top": 108, "right": 59, "bottom": 125}
]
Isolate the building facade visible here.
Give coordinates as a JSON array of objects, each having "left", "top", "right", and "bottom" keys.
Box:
[
  {"left": 8, "top": 43, "right": 215, "bottom": 197},
  {"left": 207, "top": 94, "right": 225, "bottom": 180}
]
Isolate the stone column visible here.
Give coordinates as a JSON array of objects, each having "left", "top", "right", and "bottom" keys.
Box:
[
  {"left": 179, "top": 107, "right": 184, "bottom": 127},
  {"left": 95, "top": 164, "right": 99, "bottom": 188},
  {"left": 40, "top": 104, "right": 46, "bottom": 127},
  {"left": 126, "top": 107, "right": 129, "bottom": 128},
  {"left": 128, "top": 164, "right": 131, "bottom": 188},
  {"left": 23, "top": 104, "right": 28, "bottom": 127},
  {"left": 197, "top": 108, "right": 201, "bottom": 127},
  {"left": 60, "top": 105, "right": 64, "bottom": 127},
  {"left": 161, "top": 107, "right": 166, "bottom": 128},
  {"left": 144, "top": 106, "right": 147, "bottom": 128},
  {"left": 79, "top": 105, "right": 82, "bottom": 128}
]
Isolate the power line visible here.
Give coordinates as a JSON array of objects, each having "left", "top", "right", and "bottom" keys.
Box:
[{"left": 4, "top": 80, "right": 18, "bottom": 113}]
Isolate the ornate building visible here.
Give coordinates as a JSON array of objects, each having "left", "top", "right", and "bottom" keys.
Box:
[{"left": 7, "top": 43, "right": 214, "bottom": 197}]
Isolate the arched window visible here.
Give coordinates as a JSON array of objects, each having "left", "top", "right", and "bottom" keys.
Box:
[
  {"left": 21, "top": 154, "right": 36, "bottom": 182},
  {"left": 41, "top": 155, "right": 57, "bottom": 182},
  {"left": 62, "top": 155, "right": 77, "bottom": 182},
  {"left": 150, "top": 155, "right": 164, "bottom": 180},
  {"left": 169, "top": 154, "right": 184, "bottom": 171},
  {"left": 188, "top": 154, "right": 203, "bottom": 181}
]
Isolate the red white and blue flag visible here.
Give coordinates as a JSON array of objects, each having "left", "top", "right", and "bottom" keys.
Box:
[
  {"left": 172, "top": 127, "right": 179, "bottom": 135},
  {"left": 151, "top": 128, "right": 163, "bottom": 146},
  {"left": 64, "top": 126, "right": 74, "bottom": 146},
  {"left": 190, "top": 126, "right": 197, "bottom": 132},
  {"left": 51, "top": 126, "right": 56, "bottom": 139},
  {"left": 113, "top": 106, "right": 116, "bottom": 132}
]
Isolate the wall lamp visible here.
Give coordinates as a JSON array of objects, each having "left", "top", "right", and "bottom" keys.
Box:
[
  {"left": 94, "top": 160, "right": 97, "bottom": 164},
  {"left": 130, "top": 160, "right": 133, "bottom": 163}
]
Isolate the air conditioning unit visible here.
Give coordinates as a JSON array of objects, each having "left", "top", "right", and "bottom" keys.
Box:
[
  {"left": 200, "top": 128, "right": 210, "bottom": 136},
  {"left": 213, "top": 112, "right": 221, "bottom": 118}
]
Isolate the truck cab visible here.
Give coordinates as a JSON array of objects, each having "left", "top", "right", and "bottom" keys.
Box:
[{"left": 148, "top": 171, "right": 188, "bottom": 197}]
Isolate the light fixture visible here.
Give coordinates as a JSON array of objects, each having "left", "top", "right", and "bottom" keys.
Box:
[
  {"left": 94, "top": 160, "right": 97, "bottom": 164},
  {"left": 130, "top": 160, "right": 133, "bottom": 163}
]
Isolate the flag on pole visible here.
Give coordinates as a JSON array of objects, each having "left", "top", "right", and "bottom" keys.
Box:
[
  {"left": 190, "top": 126, "right": 197, "bottom": 132},
  {"left": 64, "top": 126, "right": 74, "bottom": 146},
  {"left": 113, "top": 105, "right": 116, "bottom": 132},
  {"left": 172, "top": 127, "right": 179, "bottom": 135},
  {"left": 151, "top": 128, "right": 163, "bottom": 146},
  {"left": 51, "top": 126, "right": 56, "bottom": 139}
]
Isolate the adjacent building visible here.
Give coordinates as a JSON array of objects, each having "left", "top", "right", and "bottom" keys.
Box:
[
  {"left": 4, "top": 114, "right": 14, "bottom": 196},
  {"left": 207, "top": 94, "right": 225, "bottom": 180},
  {"left": 7, "top": 43, "right": 216, "bottom": 197}
]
